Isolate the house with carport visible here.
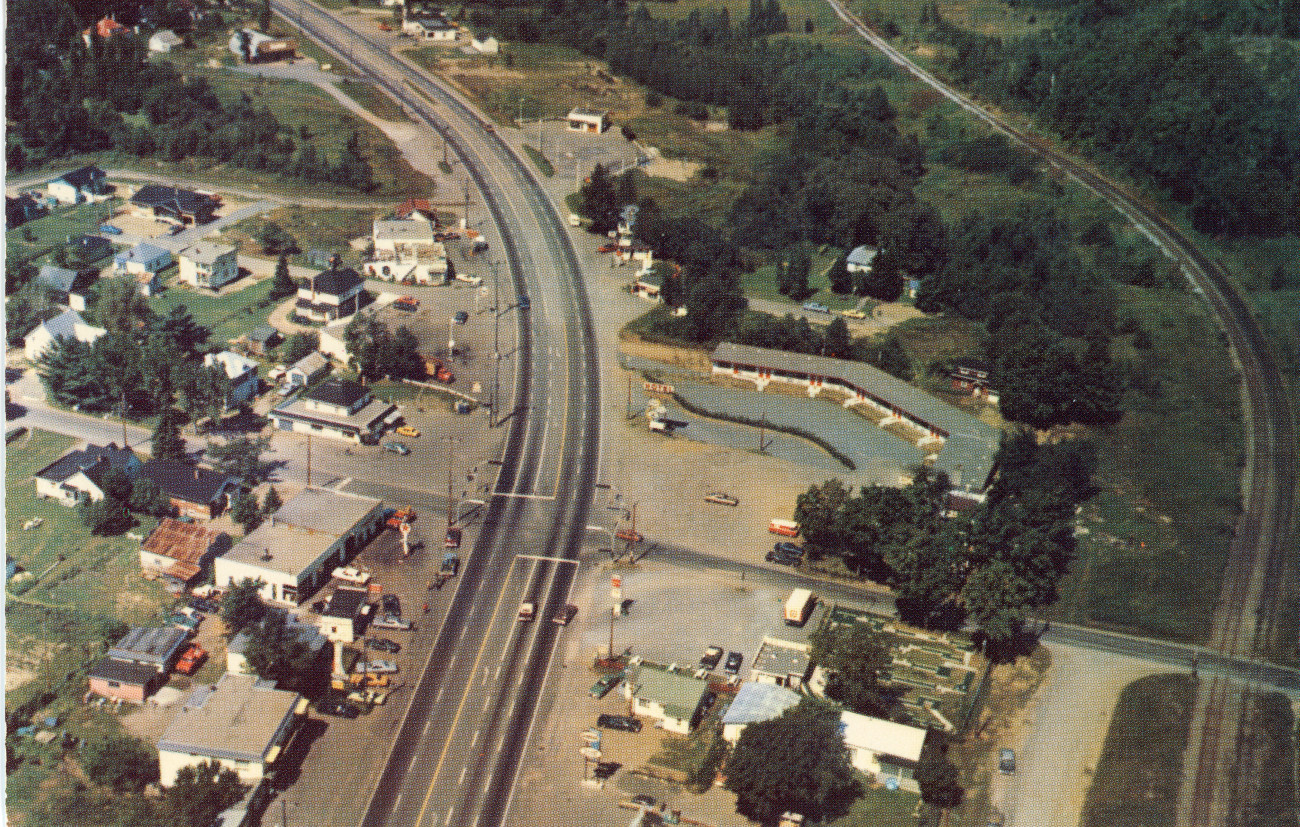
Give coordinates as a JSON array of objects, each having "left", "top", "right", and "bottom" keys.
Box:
[
  {"left": 213, "top": 488, "right": 385, "bottom": 605},
  {"left": 157, "top": 672, "right": 304, "bottom": 786}
]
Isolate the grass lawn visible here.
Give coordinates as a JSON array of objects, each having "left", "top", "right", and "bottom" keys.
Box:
[
  {"left": 219, "top": 205, "right": 375, "bottom": 270},
  {"left": 6, "top": 199, "right": 122, "bottom": 267},
  {"left": 825, "top": 781, "right": 920, "bottom": 826},
  {"left": 1080, "top": 673, "right": 1194, "bottom": 827},
  {"left": 739, "top": 245, "right": 873, "bottom": 309},
  {"left": 150, "top": 276, "right": 277, "bottom": 348},
  {"left": 335, "top": 77, "right": 413, "bottom": 123}
]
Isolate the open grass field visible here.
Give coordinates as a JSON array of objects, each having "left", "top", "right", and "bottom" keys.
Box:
[
  {"left": 150, "top": 275, "right": 278, "bottom": 348},
  {"left": 1080, "top": 673, "right": 1194, "bottom": 827},
  {"left": 220, "top": 204, "right": 376, "bottom": 269},
  {"left": 5, "top": 199, "right": 122, "bottom": 268}
]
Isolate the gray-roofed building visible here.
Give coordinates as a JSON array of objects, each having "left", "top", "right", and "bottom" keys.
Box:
[
  {"left": 23, "top": 308, "right": 107, "bottom": 362},
  {"left": 268, "top": 379, "right": 397, "bottom": 444},
  {"left": 296, "top": 268, "right": 365, "bottom": 322},
  {"left": 35, "top": 441, "right": 141, "bottom": 506},
  {"left": 48, "top": 165, "right": 108, "bottom": 204},
  {"left": 846, "top": 245, "right": 878, "bottom": 273},
  {"left": 129, "top": 185, "right": 218, "bottom": 225},
  {"left": 721, "top": 682, "right": 802, "bottom": 743},
  {"left": 710, "top": 342, "right": 1000, "bottom": 490},
  {"left": 157, "top": 672, "right": 302, "bottom": 785},
  {"left": 178, "top": 241, "right": 239, "bottom": 289},
  {"left": 88, "top": 658, "right": 162, "bottom": 703},
  {"left": 214, "top": 488, "right": 385, "bottom": 605},
  {"left": 246, "top": 324, "right": 282, "bottom": 356},
  {"left": 35, "top": 265, "right": 79, "bottom": 298},
  {"left": 108, "top": 626, "right": 191, "bottom": 673},
  {"left": 623, "top": 662, "right": 711, "bottom": 735},
  {"left": 749, "top": 636, "right": 813, "bottom": 689},
  {"left": 286, "top": 351, "right": 330, "bottom": 388}
]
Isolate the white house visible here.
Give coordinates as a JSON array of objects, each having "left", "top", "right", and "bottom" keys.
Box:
[
  {"left": 157, "top": 672, "right": 303, "bottom": 786},
  {"left": 115, "top": 242, "right": 173, "bottom": 278},
  {"left": 269, "top": 379, "right": 398, "bottom": 444},
  {"left": 471, "top": 35, "right": 500, "bottom": 54},
  {"left": 149, "top": 30, "right": 183, "bottom": 52},
  {"left": 567, "top": 107, "right": 610, "bottom": 134},
  {"left": 404, "top": 14, "right": 457, "bottom": 40},
  {"left": 35, "top": 442, "right": 141, "bottom": 506},
  {"left": 213, "top": 488, "right": 385, "bottom": 605},
  {"left": 846, "top": 245, "right": 878, "bottom": 274},
  {"left": 178, "top": 241, "right": 239, "bottom": 290},
  {"left": 203, "top": 351, "right": 260, "bottom": 408},
  {"left": 23, "top": 309, "right": 107, "bottom": 362},
  {"left": 622, "top": 662, "right": 711, "bottom": 735},
  {"left": 839, "top": 711, "right": 928, "bottom": 791},
  {"left": 227, "top": 28, "right": 295, "bottom": 63},
  {"left": 47, "top": 165, "right": 108, "bottom": 205},
  {"left": 317, "top": 586, "right": 371, "bottom": 644}
]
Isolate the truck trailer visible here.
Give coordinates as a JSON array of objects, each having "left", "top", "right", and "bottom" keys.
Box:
[{"left": 784, "top": 588, "right": 817, "bottom": 626}]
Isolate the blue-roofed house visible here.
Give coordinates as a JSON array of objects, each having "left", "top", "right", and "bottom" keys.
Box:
[
  {"left": 721, "top": 682, "right": 802, "bottom": 743},
  {"left": 115, "top": 243, "right": 173, "bottom": 296},
  {"left": 846, "top": 245, "right": 878, "bottom": 274}
]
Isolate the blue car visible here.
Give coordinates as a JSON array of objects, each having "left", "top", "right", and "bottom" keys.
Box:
[
  {"left": 98, "top": 224, "right": 122, "bottom": 235},
  {"left": 801, "top": 301, "right": 830, "bottom": 314}
]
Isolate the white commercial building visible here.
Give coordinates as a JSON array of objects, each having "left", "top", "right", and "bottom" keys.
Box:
[{"left": 839, "top": 710, "right": 928, "bottom": 791}]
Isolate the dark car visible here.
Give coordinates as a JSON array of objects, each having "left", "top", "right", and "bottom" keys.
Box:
[
  {"left": 517, "top": 295, "right": 530, "bottom": 309},
  {"left": 367, "top": 637, "right": 400, "bottom": 653},
  {"left": 553, "top": 604, "right": 578, "bottom": 625},
  {"left": 189, "top": 597, "right": 220, "bottom": 614},
  {"left": 998, "top": 748, "right": 1016, "bottom": 775},
  {"left": 589, "top": 672, "right": 623, "bottom": 698},
  {"left": 381, "top": 594, "right": 401, "bottom": 617},
  {"left": 699, "top": 645, "right": 724, "bottom": 670},
  {"left": 454, "top": 310, "right": 469, "bottom": 324},
  {"left": 766, "top": 548, "right": 802, "bottom": 566},
  {"left": 773, "top": 542, "right": 803, "bottom": 558},
  {"left": 318, "top": 700, "right": 360, "bottom": 719},
  {"left": 630, "top": 794, "right": 656, "bottom": 808},
  {"left": 597, "top": 714, "right": 642, "bottom": 733},
  {"left": 723, "top": 651, "right": 743, "bottom": 674}
]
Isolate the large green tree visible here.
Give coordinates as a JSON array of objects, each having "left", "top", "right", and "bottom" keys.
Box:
[
  {"left": 82, "top": 736, "right": 158, "bottom": 792},
  {"left": 151, "top": 408, "right": 188, "bottom": 461},
  {"left": 808, "top": 622, "right": 894, "bottom": 717},
  {"left": 93, "top": 274, "right": 153, "bottom": 336},
  {"left": 205, "top": 435, "right": 270, "bottom": 485},
  {"left": 244, "top": 612, "right": 317, "bottom": 688},
  {"left": 165, "top": 761, "right": 246, "bottom": 827},
  {"left": 36, "top": 335, "right": 113, "bottom": 411},
  {"left": 269, "top": 253, "right": 297, "bottom": 299},
  {"left": 725, "top": 698, "right": 861, "bottom": 824},
  {"left": 221, "top": 578, "right": 266, "bottom": 634}
]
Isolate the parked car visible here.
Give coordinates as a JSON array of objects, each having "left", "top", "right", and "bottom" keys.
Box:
[
  {"left": 516, "top": 295, "right": 530, "bottom": 309},
  {"left": 318, "top": 700, "right": 360, "bottom": 719},
  {"left": 723, "top": 651, "right": 744, "bottom": 674},
  {"left": 597, "top": 714, "right": 642, "bottom": 733},
  {"left": 517, "top": 601, "right": 535, "bottom": 621},
  {"left": 366, "top": 637, "right": 400, "bottom": 653},
  {"left": 372, "top": 614, "right": 413, "bottom": 630},
  {"left": 189, "top": 597, "right": 220, "bottom": 614},
  {"left": 703, "top": 492, "right": 739, "bottom": 506},
  {"left": 766, "top": 546, "right": 803, "bottom": 566},
  {"left": 589, "top": 672, "right": 623, "bottom": 698},
  {"left": 630, "top": 794, "right": 656, "bottom": 808},
  {"left": 839, "top": 308, "right": 867, "bottom": 319},
  {"left": 381, "top": 594, "right": 401, "bottom": 617},
  {"left": 383, "top": 441, "right": 411, "bottom": 455},
  {"left": 445, "top": 527, "right": 462, "bottom": 549},
  {"left": 553, "top": 604, "right": 578, "bottom": 625},
  {"left": 396, "top": 425, "right": 421, "bottom": 438},
  {"left": 998, "top": 748, "right": 1016, "bottom": 775},
  {"left": 355, "top": 659, "right": 398, "bottom": 674},
  {"left": 699, "top": 645, "right": 724, "bottom": 670},
  {"left": 454, "top": 310, "right": 469, "bottom": 324}
]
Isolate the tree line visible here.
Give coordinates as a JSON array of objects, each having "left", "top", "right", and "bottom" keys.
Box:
[{"left": 794, "top": 431, "right": 1096, "bottom": 647}]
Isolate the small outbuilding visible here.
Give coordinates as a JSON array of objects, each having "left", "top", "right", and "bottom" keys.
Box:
[{"left": 567, "top": 107, "right": 610, "bottom": 134}]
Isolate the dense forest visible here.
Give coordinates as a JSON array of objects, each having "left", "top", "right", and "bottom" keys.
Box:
[
  {"left": 5, "top": 0, "right": 375, "bottom": 190},
  {"left": 922, "top": 0, "right": 1299, "bottom": 237}
]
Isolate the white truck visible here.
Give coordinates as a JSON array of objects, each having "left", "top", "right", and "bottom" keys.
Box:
[{"left": 784, "top": 588, "right": 817, "bottom": 626}]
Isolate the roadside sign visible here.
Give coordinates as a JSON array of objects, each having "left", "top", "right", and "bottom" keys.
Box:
[
  {"left": 611, "top": 575, "right": 621, "bottom": 589},
  {"left": 643, "top": 382, "right": 674, "bottom": 395}
]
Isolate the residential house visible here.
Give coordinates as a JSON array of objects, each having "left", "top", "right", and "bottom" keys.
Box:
[
  {"left": 470, "top": 35, "right": 500, "bottom": 54},
  {"left": 137, "top": 460, "right": 238, "bottom": 521},
  {"left": 67, "top": 233, "right": 113, "bottom": 264},
  {"left": 403, "top": 12, "right": 457, "bottom": 40},
  {"left": 945, "top": 357, "right": 994, "bottom": 398},
  {"left": 567, "top": 107, "right": 610, "bottom": 133},
  {"left": 839, "top": 711, "right": 928, "bottom": 791},
  {"left": 622, "top": 662, "right": 711, "bottom": 735},
  {"left": 213, "top": 487, "right": 385, "bottom": 605},
  {"left": 394, "top": 198, "right": 440, "bottom": 224},
  {"left": 846, "top": 245, "right": 878, "bottom": 274},
  {"left": 115, "top": 242, "right": 172, "bottom": 295},
  {"left": 203, "top": 351, "right": 260, "bottom": 408},
  {"left": 721, "top": 682, "right": 802, "bottom": 744},
  {"left": 317, "top": 586, "right": 371, "bottom": 644},
  {"left": 149, "top": 30, "right": 184, "bottom": 52},
  {"left": 35, "top": 265, "right": 81, "bottom": 303},
  {"left": 285, "top": 352, "right": 330, "bottom": 388},
  {"left": 157, "top": 672, "right": 304, "bottom": 785},
  {"left": 178, "top": 241, "right": 239, "bottom": 290},
  {"left": 245, "top": 324, "right": 282, "bottom": 357},
  {"left": 139, "top": 518, "right": 231, "bottom": 588},
  {"left": 129, "top": 185, "right": 218, "bottom": 226},
  {"left": 34, "top": 442, "right": 140, "bottom": 506},
  {"left": 23, "top": 308, "right": 107, "bottom": 362},
  {"left": 296, "top": 267, "right": 365, "bottom": 322},
  {"left": 47, "top": 165, "right": 109, "bottom": 205},
  {"left": 749, "top": 636, "right": 813, "bottom": 689},
  {"left": 6, "top": 193, "right": 48, "bottom": 229},
  {"left": 227, "top": 28, "right": 296, "bottom": 63},
  {"left": 228, "top": 611, "right": 327, "bottom": 675},
  {"left": 269, "top": 379, "right": 398, "bottom": 444},
  {"left": 88, "top": 625, "right": 190, "bottom": 702}
]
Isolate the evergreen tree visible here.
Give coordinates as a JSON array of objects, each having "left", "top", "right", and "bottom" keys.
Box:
[
  {"left": 151, "top": 304, "right": 211, "bottom": 358},
  {"left": 824, "top": 317, "right": 850, "bottom": 358},
  {"left": 827, "top": 252, "right": 852, "bottom": 293},
  {"left": 152, "top": 408, "right": 187, "bottom": 461},
  {"left": 37, "top": 336, "right": 114, "bottom": 411},
  {"left": 580, "top": 164, "right": 620, "bottom": 234},
  {"left": 206, "top": 435, "right": 270, "bottom": 486},
  {"left": 262, "top": 486, "right": 283, "bottom": 515},
  {"left": 785, "top": 243, "right": 811, "bottom": 298},
  {"left": 269, "top": 254, "right": 297, "bottom": 299},
  {"left": 81, "top": 497, "right": 133, "bottom": 535},
  {"left": 916, "top": 742, "right": 964, "bottom": 809},
  {"left": 230, "top": 491, "right": 261, "bottom": 533},
  {"left": 128, "top": 477, "right": 174, "bottom": 518}
]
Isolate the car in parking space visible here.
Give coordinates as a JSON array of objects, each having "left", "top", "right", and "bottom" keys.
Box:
[
  {"left": 553, "top": 604, "right": 578, "bottom": 625},
  {"left": 381, "top": 594, "right": 400, "bottom": 617},
  {"left": 723, "top": 651, "right": 744, "bottom": 674},
  {"left": 383, "top": 441, "right": 411, "bottom": 455},
  {"left": 454, "top": 310, "right": 469, "bottom": 324},
  {"left": 318, "top": 700, "right": 360, "bottom": 719},
  {"left": 372, "top": 614, "right": 412, "bottom": 630},
  {"left": 396, "top": 425, "right": 420, "bottom": 438},
  {"left": 699, "top": 645, "right": 724, "bottom": 670},
  {"left": 703, "top": 492, "right": 739, "bottom": 506},
  {"left": 801, "top": 301, "right": 830, "bottom": 314},
  {"left": 366, "top": 637, "right": 400, "bottom": 653},
  {"left": 766, "top": 544, "right": 803, "bottom": 566},
  {"left": 629, "top": 794, "right": 656, "bottom": 808},
  {"left": 355, "top": 659, "right": 398, "bottom": 674},
  {"left": 589, "top": 672, "right": 623, "bottom": 698},
  {"left": 998, "top": 748, "right": 1016, "bottom": 775},
  {"left": 597, "top": 714, "right": 642, "bottom": 733}
]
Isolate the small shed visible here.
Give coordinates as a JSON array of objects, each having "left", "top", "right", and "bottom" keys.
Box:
[{"left": 567, "top": 107, "right": 610, "bottom": 134}]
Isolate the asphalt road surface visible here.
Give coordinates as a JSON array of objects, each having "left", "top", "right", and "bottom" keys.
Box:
[{"left": 266, "top": 4, "right": 603, "bottom": 827}]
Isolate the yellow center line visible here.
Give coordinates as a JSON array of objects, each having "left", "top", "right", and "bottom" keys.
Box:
[{"left": 414, "top": 553, "right": 523, "bottom": 826}]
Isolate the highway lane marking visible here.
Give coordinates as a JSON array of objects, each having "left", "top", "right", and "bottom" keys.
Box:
[
  {"left": 445, "top": 807, "right": 453, "bottom": 826},
  {"left": 423, "top": 720, "right": 432, "bottom": 736},
  {"left": 483, "top": 696, "right": 492, "bottom": 712},
  {"left": 459, "top": 766, "right": 468, "bottom": 785},
  {"left": 472, "top": 728, "right": 480, "bottom": 746},
  {"left": 414, "top": 554, "right": 523, "bottom": 827}
]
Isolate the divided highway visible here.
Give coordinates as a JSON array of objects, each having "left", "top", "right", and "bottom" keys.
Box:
[
  {"left": 824, "top": 2, "right": 1298, "bottom": 823},
  {"left": 268, "top": 3, "right": 602, "bottom": 826}
]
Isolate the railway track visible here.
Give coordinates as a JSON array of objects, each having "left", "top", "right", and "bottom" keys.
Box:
[{"left": 823, "top": 2, "right": 1298, "bottom": 823}]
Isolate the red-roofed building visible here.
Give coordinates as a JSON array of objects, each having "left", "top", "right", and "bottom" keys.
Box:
[
  {"left": 83, "top": 16, "right": 130, "bottom": 46},
  {"left": 140, "top": 518, "right": 231, "bottom": 588},
  {"left": 395, "top": 198, "right": 440, "bottom": 225}
]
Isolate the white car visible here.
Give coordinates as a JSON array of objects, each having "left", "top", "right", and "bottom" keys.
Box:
[{"left": 355, "top": 659, "right": 398, "bottom": 674}]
